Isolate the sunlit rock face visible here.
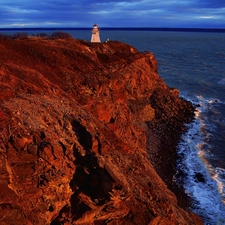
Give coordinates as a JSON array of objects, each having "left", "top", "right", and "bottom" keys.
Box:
[{"left": 0, "top": 35, "right": 202, "bottom": 225}]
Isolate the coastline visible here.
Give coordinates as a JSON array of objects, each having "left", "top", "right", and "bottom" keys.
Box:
[
  {"left": 146, "top": 88, "right": 196, "bottom": 210},
  {"left": 146, "top": 121, "right": 193, "bottom": 209}
]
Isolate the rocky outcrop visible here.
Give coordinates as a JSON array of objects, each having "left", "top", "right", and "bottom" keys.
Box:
[{"left": 0, "top": 35, "right": 202, "bottom": 224}]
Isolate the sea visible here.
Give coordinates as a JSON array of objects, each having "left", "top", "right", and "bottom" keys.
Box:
[{"left": 1, "top": 28, "right": 225, "bottom": 224}]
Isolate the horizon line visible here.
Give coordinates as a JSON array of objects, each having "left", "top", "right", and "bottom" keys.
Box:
[{"left": 0, "top": 27, "right": 225, "bottom": 32}]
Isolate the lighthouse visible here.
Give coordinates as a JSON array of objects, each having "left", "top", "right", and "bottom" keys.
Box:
[{"left": 91, "top": 24, "right": 101, "bottom": 43}]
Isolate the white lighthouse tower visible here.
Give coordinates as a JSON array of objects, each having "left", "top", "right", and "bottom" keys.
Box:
[{"left": 91, "top": 24, "right": 101, "bottom": 43}]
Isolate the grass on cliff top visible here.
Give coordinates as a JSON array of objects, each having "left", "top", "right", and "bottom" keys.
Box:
[{"left": 0, "top": 31, "right": 73, "bottom": 41}]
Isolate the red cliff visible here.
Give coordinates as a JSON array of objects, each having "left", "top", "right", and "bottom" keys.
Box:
[{"left": 0, "top": 35, "right": 202, "bottom": 224}]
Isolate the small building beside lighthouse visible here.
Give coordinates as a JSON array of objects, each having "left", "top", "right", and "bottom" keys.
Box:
[{"left": 91, "top": 24, "right": 101, "bottom": 43}]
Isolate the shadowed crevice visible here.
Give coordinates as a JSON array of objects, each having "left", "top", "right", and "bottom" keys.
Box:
[
  {"left": 51, "top": 125, "right": 114, "bottom": 224},
  {"left": 71, "top": 120, "right": 92, "bottom": 151}
]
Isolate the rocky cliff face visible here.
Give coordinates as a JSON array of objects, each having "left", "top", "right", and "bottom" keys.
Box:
[{"left": 0, "top": 36, "right": 202, "bottom": 224}]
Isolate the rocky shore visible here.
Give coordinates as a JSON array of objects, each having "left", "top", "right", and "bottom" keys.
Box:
[{"left": 0, "top": 35, "right": 203, "bottom": 224}]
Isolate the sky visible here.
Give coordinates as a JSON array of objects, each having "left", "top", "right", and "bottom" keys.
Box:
[{"left": 0, "top": 0, "right": 225, "bottom": 28}]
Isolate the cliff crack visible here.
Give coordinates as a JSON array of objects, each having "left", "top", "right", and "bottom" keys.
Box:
[{"left": 51, "top": 141, "right": 114, "bottom": 224}]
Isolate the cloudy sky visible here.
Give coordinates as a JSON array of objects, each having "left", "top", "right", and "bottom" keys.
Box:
[{"left": 0, "top": 0, "right": 225, "bottom": 28}]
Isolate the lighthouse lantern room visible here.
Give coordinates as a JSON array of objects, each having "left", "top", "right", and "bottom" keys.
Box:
[{"left": 91, "top": 24, "right": 101, "bottom": 43}]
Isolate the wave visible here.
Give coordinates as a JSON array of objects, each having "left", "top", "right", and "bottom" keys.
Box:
[
  {"left": 177, "top": 93, "right": 225, "bottom": 224},
  {"left": 218, "top": 78, "right": 225, "bottom": 85}
]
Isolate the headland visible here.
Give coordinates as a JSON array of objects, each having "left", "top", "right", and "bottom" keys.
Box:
[{"left": 0, "top": 34, "right": 203, "bottom": 224}]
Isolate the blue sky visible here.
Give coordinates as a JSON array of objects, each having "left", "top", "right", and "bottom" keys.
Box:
[{"left": 0, "top": 0, "right": 225, "bottom": 28}]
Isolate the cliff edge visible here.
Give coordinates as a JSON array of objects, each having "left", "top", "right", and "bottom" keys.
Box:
[{"left": 0, "top": 35, "right": 202, "bottom": 224}]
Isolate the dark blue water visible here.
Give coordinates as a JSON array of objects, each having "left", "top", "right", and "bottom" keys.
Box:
[
  {"left": 124, "top": 31, "right": 225, "bottom": 225},
  {"left": 1, "top": 28, "right": 225, "bottom": 224},
  {"left": 124, "top": 31, "right": 225, "bottom": 224}
]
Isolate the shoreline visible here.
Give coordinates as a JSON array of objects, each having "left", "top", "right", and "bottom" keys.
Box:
[
  {"left": 146, "top": 92, "right": 196, "bottom": 210},
  {"left": 146, "top": 125, "right": 192, "bottom": 210}
]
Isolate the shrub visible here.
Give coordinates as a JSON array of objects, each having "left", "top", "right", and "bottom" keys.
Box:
[
  {"left": 50, "top": 31, "right": 72, "bottom": 39},
  {"left": 13, "top": 32, "right": 28, "bottom": 39},
  {"left": 0, "top": 33, "right": 12, "bottom": 40},
  {"left": 35, "top": 33, "right": 48, "bottom": 38}
]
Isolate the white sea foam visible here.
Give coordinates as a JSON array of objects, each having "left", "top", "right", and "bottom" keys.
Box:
[
  {"left": 177, "top": 93, "right": 225, "bottom": 224},
  {"left": 218, "top": 78, "right": 225, "bottom": 85}
]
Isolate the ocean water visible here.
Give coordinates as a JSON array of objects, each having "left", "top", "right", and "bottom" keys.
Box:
[
  {"left": 123, "top": 30, "right": 225, "bottom": 225},
  {"left": 114, "top": 30, "right": 225, "bottom": 225},
  {"left": 1, "top": 28, "right": 225, "bottom": 224}
]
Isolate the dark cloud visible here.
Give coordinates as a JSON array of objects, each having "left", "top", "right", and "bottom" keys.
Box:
[{"left": 0, "top": 0, "right": 224, "bottom": 28}]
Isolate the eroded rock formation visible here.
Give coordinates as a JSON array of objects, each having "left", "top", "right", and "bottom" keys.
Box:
[{"left": 0, "top": 35, "right": 202, "bottom": 224}]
